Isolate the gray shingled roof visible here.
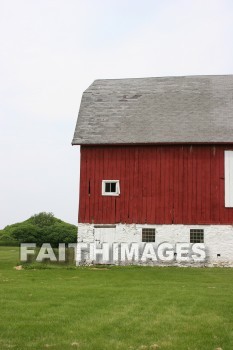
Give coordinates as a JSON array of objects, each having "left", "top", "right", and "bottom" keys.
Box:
[{"left": 72, "top": 75, "right": 233, "bottom": 145}]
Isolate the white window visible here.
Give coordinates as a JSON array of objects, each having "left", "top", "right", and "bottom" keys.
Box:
[
  {"left": 225, "top": 150, "right": 233, "bottom": 207},
  {"left": 102, "top": 180, "right": 120, "bottom": 196}
]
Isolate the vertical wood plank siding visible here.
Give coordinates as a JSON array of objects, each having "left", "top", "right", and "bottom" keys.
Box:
[{"left": 78, "top": 145, "right": 233, "bottom": 224}]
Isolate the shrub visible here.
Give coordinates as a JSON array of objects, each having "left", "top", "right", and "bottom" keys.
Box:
[
  {"left": 11, "top": 224, "right": 43, "bottom": 244},
  {"left": 2, "top": 212, "right": 77, "bottom": 247},
  {"left": 0, "top": 241, "right": 19, "bottom": 246}
]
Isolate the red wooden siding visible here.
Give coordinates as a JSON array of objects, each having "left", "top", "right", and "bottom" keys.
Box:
[{"left": 78, "top": 145, "right": 233, "bottom": 224}]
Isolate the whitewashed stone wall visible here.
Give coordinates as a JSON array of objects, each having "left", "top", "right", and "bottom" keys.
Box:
[{"left": 77, "top": 223, "right": 233, "bottom": 267}]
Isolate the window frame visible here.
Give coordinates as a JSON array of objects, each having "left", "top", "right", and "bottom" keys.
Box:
[
  {"left": 190, "top": 229, "right": 204, "bottom": 243},
  {"left": 225, "top": 150, "right": 233, "bottom": 207},
  {"left": 142, "top": 228, "right": 156, "bottom": 243},
  {"left": 102, "top": 180, "right": 120, "bottom": 196}
]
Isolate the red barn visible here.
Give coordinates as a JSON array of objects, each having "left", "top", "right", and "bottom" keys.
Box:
[{"left": 72, "top": 75, "right": 233, "bottom": 266}]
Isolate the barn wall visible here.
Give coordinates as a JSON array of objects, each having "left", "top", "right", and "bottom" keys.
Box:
[
  {"left": 77, "top": 223, "right": 233, "bottom": 267},
  {"left": 78, "top": 145, "right": 233, "bottom": 225}
]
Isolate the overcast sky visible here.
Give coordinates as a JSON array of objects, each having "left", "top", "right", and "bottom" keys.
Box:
[{"left": 1, "top": 0, "right": 233, "bottom": 229}]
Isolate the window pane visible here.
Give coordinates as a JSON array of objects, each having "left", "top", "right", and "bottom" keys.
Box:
[
  {"left": 111, "top": 183, "right": 116, "bottom": 192},
  {"left": 105, "top": 183, "right": 111, "bottom": 192},
  {"left": 190, "top": 229, "right": 204, "bottom": 243},
  {"left": 142, "top": 228, "right": 155, "bottom": 242}
]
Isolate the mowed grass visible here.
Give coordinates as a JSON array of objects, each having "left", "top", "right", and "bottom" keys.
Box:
[{"left": 0, "top": 247, "right": 233, "bottom": 350}]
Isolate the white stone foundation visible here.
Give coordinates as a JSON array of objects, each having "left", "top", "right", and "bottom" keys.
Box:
[{"left": 77, "top": 223, "right": 233, "bottom": 267}]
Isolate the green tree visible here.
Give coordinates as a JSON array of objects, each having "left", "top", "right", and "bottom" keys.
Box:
[
  {"left": 44, "top": 222, "right": 77, "bottom": 246},
  {"left": 30, "top": 212, "right": 56, "bottom": 227},
  {"left": 11, "top": 224, "right": 43, "bottom": 243},
  {"left": 2, "top": 212, "right": 77, "bottom": 246}
]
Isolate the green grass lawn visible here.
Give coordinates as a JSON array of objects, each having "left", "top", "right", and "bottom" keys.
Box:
[{"left": 0, "top": 247, "right": 233, "bottom": 350}]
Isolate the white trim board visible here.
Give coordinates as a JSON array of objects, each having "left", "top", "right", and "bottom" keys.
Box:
[{"left": 225, "top": 151, "right": 233, "bottom": 207}]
